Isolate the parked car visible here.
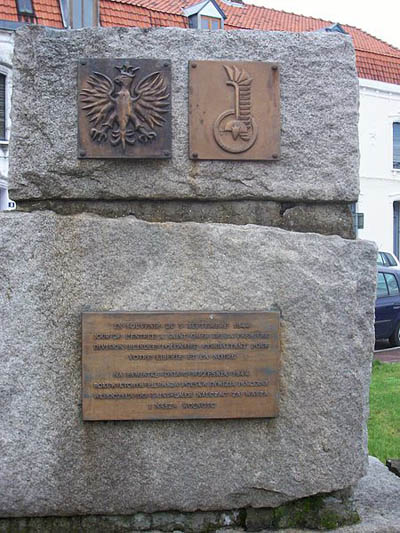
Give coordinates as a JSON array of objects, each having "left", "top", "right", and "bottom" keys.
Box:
[
  {"left": 375, "top": 266, "right": 400, "bottom": 346},
  {"left": 377, "top": 251, "right": 400, "bottom": 268}
]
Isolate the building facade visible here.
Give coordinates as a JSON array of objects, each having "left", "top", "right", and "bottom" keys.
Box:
[
  {"left": 358, "top": 78, "right": 400, "bottom": 252},
  {"left": 0, "top": 27, "right": 13, "bottom": 210}
]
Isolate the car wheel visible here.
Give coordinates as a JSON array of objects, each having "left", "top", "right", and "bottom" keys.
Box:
[{"left": 389, "top": 322, "right": 400, "bottom": 347}]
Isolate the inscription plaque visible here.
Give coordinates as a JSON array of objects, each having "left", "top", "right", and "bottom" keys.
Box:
[
  {"left": 78, "top": 58, "right": 172, "bottom": 159},
  {"left": 82, "top": 311, "right": 280, "bottom": 421},
  {"left": 189, "top": 60, "right": 280, "bottom": 160}
]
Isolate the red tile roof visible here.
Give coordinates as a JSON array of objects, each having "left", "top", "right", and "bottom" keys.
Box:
[
  {"left": 1, "top": 0, "right": 400, "bottom": 85},
  {"left": 101, "top": 0, "right": 188, "bottom": 28},
  {"left": 0, "top": 0, "right": 64, "bottom": 27}
]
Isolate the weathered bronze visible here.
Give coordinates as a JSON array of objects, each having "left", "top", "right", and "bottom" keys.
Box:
[
  {"left": 82, "top": 311, "right": 280, "bottom": 421},
  {"left": 189, "top": 60, "right": 280, "bottom": 160},
  {"left": 78, "top": 59, "right": 171, "bottom": 159}
]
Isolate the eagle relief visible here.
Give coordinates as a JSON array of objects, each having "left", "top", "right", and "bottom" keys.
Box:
[{"left": 78, "top": 59, "right": 171, "bottom": 159}]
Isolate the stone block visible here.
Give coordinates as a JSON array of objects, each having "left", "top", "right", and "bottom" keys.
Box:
[
  {"left": 0, "top": 211, "right": 376, "bottom": 516},
  {"left": 9, "top": 26, "right": 359, "bottom": 203}
]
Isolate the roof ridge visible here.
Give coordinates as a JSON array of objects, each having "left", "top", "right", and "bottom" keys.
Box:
[
  {"left": 223, "top": 1, "right": 400, "bottom": 56},
  {"left": 342, "top": 23, "right": 400, "bottom": 55},
  {"left": 241, "top": 1, "right": 400, "bottom": 54},
  {"left": 237, "top": 1, "right": 340, "bottom": 26}
]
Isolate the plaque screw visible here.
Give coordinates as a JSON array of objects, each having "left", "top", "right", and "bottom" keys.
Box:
[
  {"left": 272, "top": 65, "right": 278, "bottom": 71},
  {"left": 79, "top": 149, "right": 86, "bottom": 157},
  {"left": 164, "top": 150, "right": 170, "bottom": 157},
  {"left": 191, "top": 63, "right": 197, "bottom": 68},
  {"left": 192, "top": 152, "right": 198, "bottom": 159},
  {"left": 163, "top": 62, "right": 169, "bottom": 68},
  {"left": 80, "top": 60, "right": 87, "bottom": 66},
  {"left": 272, "top": 153, "right": 278, "bottom": 159}
]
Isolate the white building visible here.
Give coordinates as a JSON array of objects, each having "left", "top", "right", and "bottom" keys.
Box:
[
  {"left": 0, "top": 26, "right": 14, "bottom": 211},
  {"left": 358, "top": 79, "right": 400, "bottom": 252}
]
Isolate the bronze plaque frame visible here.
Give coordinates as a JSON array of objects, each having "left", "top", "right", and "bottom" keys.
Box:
[
  {"left": 82, "top": 311, "right": 280, "bottom": 421},
  {"left": 78, "top": 58, "right": 172, "bottom": 159},
  {"left": 189, "top": 60, "right": 280, "bottom": 160}
]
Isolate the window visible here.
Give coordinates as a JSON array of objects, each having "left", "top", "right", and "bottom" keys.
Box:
[
  {"left": 394, "top": 122, "right": 400, "bottom": 170},
  {"left": 0, "top": 74, "right": 5, "bottom": 141},
  {"left": 0, "top": 67, "right": 12, "bottom": 143},
  {"left": 377, "top": 272, "right": 388, "bottom": 297},
  {"left": 70, "top": 0, "right": 98, "bottom": 28},
  {"left": 16, "top": 0, "right": 34, "bottom": 15},
  {"left": 386, "top": 273, "right": 400, "bottom": 295},
  {"left": 200, "top": 16, "right": 221, "bottom": 30},
  {"left": 377, "top": 272, "right": 400, "bottom": 297}
]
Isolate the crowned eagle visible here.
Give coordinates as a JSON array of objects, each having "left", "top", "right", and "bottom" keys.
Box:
[{"left": 80, "top": 65, "right": 169, "bottom": 152}]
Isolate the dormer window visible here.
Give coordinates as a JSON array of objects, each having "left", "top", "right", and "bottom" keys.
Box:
[
  {"left": 16, "top": 0, "right": 34, "bottom": 15},
  {"left": 71, "top": 0, "right": 99, "bottom": 28},
  {"left": 59, "top": 0, "right": 99, "bottom": 28},
  {"left": 184, "top": 0, "right": 226, "bottom": 30},
  {"left": 16, "top": 0, "right": 36, "bottom": 22}
]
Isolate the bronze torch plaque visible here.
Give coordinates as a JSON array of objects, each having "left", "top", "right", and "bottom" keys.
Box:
[
  {"left": 78, "top": 58, "right": 171, "bottom": 159},
  {"left": 189, "top": 60, "right": 280, "bottom": 160},
  {"left": 82, "top": 311, "right": 280, "bottom": 421}
]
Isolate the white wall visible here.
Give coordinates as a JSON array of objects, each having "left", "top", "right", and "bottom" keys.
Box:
[{"left": 358, "top": 78, "right": 400, "bottom": 251}]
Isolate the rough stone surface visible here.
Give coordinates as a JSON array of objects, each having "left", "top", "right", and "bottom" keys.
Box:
[
  {"left": 0, "top": 458, "right": 399, "bottom": 531},
  {"left": 9, "top": 26, "right": 359, "bottom": 203},
  {"left": 273, "top": 456, "right": 400, "bottom": 532},
  {"left": 0, "top": 211, "right": 375, "bottom": 517},
  {"left": 16, "top": 199, "right": 356, "bottom": 239}
]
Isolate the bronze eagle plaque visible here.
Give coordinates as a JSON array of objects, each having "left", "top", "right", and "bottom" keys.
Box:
[
  {"left": 189, "top": 60, "right": 280, "bottom": 160},
  {"left": 78, "top": 58, "right": 171, "bottom": 159},
  {"left": 82, "top": 311, "right": 280, "bottom": 421}
]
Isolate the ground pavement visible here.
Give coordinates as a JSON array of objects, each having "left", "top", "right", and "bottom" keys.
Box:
[{"left": 374, "top": 342, "right": 400, "bottom": 363}]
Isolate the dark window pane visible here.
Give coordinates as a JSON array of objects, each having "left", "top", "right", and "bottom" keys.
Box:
[
  {"left": 377, "top": 252, "right": 384, "bottom": 265},
  {"left": 211, "top": 19, "right": 220, "bottom": 30},
  {"left": 0, "top": 74, "right": 5, "bottom": 141},
  {"left": 377, "top": 272, "right": 388, "bottom": 297},
  {"left": 394, "top": 122, "right": 400, "bottom": 169},
  {"left": 385, "top": 273, "right": 399, "bottom": 295}
]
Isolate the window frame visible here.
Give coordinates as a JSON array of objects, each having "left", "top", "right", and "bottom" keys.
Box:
[
  {"left": 377, "top": 271, "right": 400, "bottom": 298},
  {"left": 69, "top": 0, "right": 99, "bottom": 29},
  {"left": 200, "top": 15, "right": 221, "bottom": 30},
  {"left": 0, "top": 66, "right": 12, "bottom": 145},
  {"left": 394, "top": 122, "right": 400, "bottom": 171},
  {"left": 377, "top": 272, "right": 388, "bottom": 297},
  {"left": 15, "top": 0, "right": 35, "bottom": 16}
]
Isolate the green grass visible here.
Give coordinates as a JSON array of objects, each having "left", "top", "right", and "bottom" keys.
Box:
[{"left": 368, "top": 360, "right": 400, "bottom": 463}]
